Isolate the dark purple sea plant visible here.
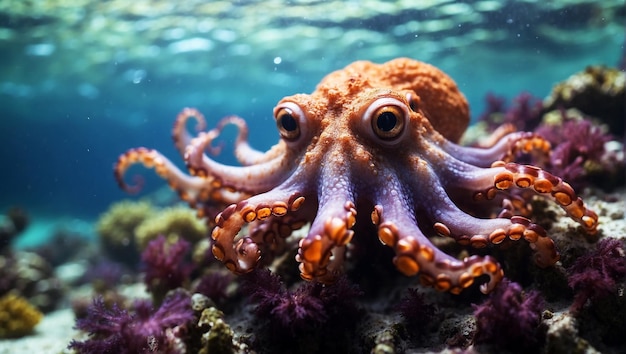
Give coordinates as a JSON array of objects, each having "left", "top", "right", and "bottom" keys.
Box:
[
  {"left": 142, "top": 235, "right": 194, "bottom": 303},
  {"left": 472, "top": 279, "right": 545, "bottom": 351},
  {"left": 68, "top": 290, "right": 195, "bottom": 354},
  {"left": 505, "top": 92, "right": 543, "bottom": 131},
  {"left": 193, "top": 272, "right": 232, "bottom": 304},
  {"left": 535, "top": 113, "right": 613, "bottom": 188},
  {"left": 567, "top": 238, "right": 626, "bottom": 314},
  {"left": 397, "top": 288, "right": 437, "bottom": 334},
  {"left": 477, "top": 92, "right": 542, "bottom": 132},
  {"left": 241, "top": 269, "right": 362, "bottom": 333}
]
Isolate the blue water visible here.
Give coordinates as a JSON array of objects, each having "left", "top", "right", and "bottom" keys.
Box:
[{"left": 0, "top": 1, "right": 623, "bottom": 246}]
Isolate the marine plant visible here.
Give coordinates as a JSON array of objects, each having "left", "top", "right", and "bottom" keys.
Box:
[
  {"left": 477, "top": 92, "right": 542, "bottom": 132},
  {"left": 68, "top": 290, "right": 195, "bottom": 354},
  {"left": 397, "top": 288, "right": 437, "bottom": 334},
  {"left": 472, "top": 279, "right": 545, "bottom": 351},
  {"left": 142, "top": 235, "right": 194, "bottom": 305},
  {"left": 241, "top": 268, "right": 362, "bottom": 333},
  {"left": 567, "top": 238, "right": 626, "bottom": 314},
  {"left": 192, "top": 272, "right": 232, "bottom": 304},
  {"left": 534, "top": 112, "right": 615, "bottom": 189}
]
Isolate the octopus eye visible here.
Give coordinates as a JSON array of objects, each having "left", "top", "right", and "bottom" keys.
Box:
[
  {"left": 372, "top": 105, "right": 405, "bottom": 140},
  {"left": 274, "top": 103, "right": 304, "bottom": 141}
]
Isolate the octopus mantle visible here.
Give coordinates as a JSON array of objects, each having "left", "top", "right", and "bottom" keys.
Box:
[{"left": 115, "top": 58, "right": 598, "bottom": 294}]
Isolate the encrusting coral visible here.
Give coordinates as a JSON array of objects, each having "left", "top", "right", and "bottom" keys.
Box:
[
  {"left": 196, "top": 306, "right": 236, "bottom": 354},
  {"left": 96, "top": 200, "right": 155, "bottom": 266},
  {"left": 0, "top": 293, "right": 43, "bottom": 339},
  {"left": 134, "top": 204, "right": 208, "bottom": 251}
]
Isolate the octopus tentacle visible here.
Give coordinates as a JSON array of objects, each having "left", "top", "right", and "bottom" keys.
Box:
[
  {"left": 114, "top": 147, "right": 211, "bottom": 201},
  {"left": 114, "top": 147, "right": 248, "bottom": 210},
  {"left": 211, "top": 190, "right": 306, "bottom": 274},
  {"left": 486, "top": 162, "right": 598, "bottom": 236},
  {"left": 432, "top": 155, "right": 598, "bottom": 237},
  {"left": 247, "top": 213, "right": 309, "bottom": 260},
  {"left": 184, "top": 128, "right": 296, "bottom": 193},
  {"left": 370, "top": 194, "right": 503, "bottom": 294},
  {"left": 440, "top": 131, "right": 550, "bottom": 167},
  {"left": 214, "top": 116, "right": 287, "bottom": 166},
  {"left": 172, "top": 108, "right": 208, "bottom": 157},
  {"left": 425, "top": 179, "right": 558, "bottom": 267},
  {"left": 296, "top": 195, "right": 357, "bottom": 283}
]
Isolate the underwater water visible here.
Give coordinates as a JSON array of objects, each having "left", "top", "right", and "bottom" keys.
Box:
[{"left": 0, "top": 1, "right": 625, "bottom": 353}]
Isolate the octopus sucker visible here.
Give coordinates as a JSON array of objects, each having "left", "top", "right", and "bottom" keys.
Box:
[{"left": 115, "top": 58, "right": 598, "bottom": 295}]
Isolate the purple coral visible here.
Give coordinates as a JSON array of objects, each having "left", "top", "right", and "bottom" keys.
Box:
[
  {"left": 477, "top": 92, "right": 542, "bottom": 131},
  {"left": 535, "top": 114, "right": 612, "bottom": 187},
  {"left": 397, "top": 288, "right": 437, "bottom": 332},
  {"left": 141, "top": 236, "right": 194, "bottom": 300},
  {"left": 477, "top": 92, "right": 506, "bottom": 129},
  {"left": 193, "top": 272, "right": 232, "bottom": 304},
  {"left": 241, "top": 269, "right": 361, "bottom": 332},
  {"left": 472, "top": 279, "right": 545, "bottom": 350},
  {"left": 567, "top": 238, "right": 626, "bottom": 313},
  {"left": 505, "top": 92, "right": 543, "bottom": 131},
  {"left": 68, "top": 290, "right": 195, "bottom": 354}
]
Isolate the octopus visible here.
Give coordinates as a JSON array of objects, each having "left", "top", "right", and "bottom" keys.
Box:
[{"left": 115, "top": 58, "right": 598, "bottom": 294}]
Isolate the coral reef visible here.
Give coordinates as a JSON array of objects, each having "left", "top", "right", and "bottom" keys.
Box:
[
  {"left": 0, "top": 293, "right": 43, "bottom": 339},
  {"left": 543, "top": 65, "right": 626, "bottom": 135},
  {"left": 96, "top": 200, "right": 155, "bottom": 267},
  {"left": 0, "top": 251, "right": 64, "bottom": 313},
  {"left": 134, "top": 205, "right": 208, "bottom": 251},
  {"left": 196, "top": 306, "right": 236, "bottom": 354}
]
